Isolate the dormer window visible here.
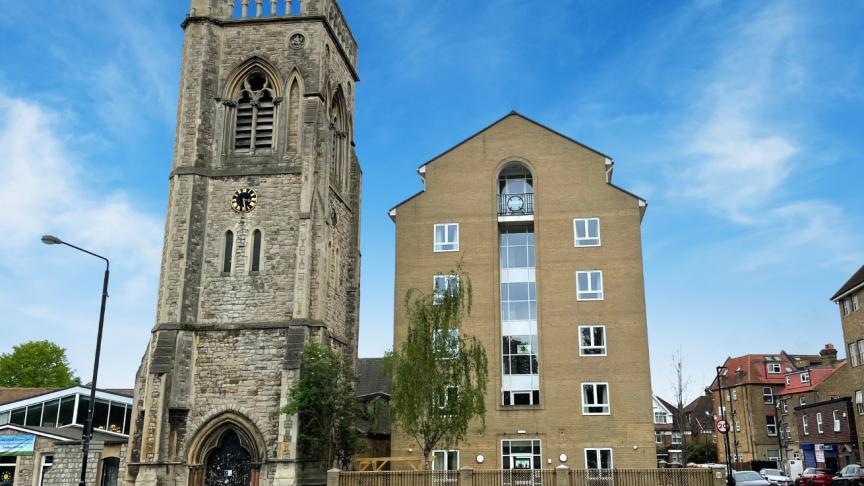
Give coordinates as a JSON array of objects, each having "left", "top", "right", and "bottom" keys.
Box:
[
  {"left": 233, "top": 71, "right": 276, "bottom": 153},
  {"left": 767, "top": 363, "right": 781, "bottom": 374},
  {"left": 801, "top": 372, "right": 810, "bottom": 383}
]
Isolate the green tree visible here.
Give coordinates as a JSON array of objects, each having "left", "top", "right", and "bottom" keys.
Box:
[
  {"left": 0, "top": 340, "right": 78, "bottom": 387},
  {"left": 384, "top": 268, "right": 488, "bottom": 470},
  {"left": 686, "top": 436, "right": 717, "bottom": 464},
  {"left": 282, "top": 343, "right": 360, "bottom": 469}
]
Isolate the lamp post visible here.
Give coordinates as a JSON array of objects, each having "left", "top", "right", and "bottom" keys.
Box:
[
  {"left": 716, "top": 366, "right": 735, "bottom": 486},
  {"left": 42, "top": 235, "right": 109, "bottom": 486}
]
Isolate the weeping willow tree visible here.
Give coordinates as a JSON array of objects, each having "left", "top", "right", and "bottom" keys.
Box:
[{"left": 384, "top": 268, "right": 488, "bottom": 470}]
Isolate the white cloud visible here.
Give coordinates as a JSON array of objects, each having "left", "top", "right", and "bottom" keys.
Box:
[{"left": 0, "top": 93, "right": 162, "bottom": 269}]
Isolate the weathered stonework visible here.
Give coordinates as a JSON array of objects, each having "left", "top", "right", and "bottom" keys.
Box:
[{"left": 125, "top": 2, "right": 361, "bottom": 486}]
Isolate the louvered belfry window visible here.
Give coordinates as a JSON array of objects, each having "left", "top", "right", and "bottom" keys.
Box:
[{"left": 234, "top": 71, "right": 275, "bottom": 153}]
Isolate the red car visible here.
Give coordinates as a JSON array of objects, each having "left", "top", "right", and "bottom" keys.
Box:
[{"left": 797, "top": 468, "right": 836, "bottom": 486}]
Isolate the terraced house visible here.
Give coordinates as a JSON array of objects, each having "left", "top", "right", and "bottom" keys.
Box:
[{"left": 389, "top": 113, "right": 656, "bottom": 472}]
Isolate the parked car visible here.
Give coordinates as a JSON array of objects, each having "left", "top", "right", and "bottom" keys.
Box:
[
  {"left": 832, "top": 465, "right": 864, "bottom": 485},
  {"left": 735, "top": 471, "right": 772, "bottom": 486},
  {"left": 760, "top": 468, "right": 793, "bottom": 485},
  {"left": 797, "top": 468, "right": 836, "bottom": 486}
]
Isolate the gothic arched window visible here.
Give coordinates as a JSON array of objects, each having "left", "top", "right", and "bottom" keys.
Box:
[
  {"left": 233, "top": 71, "right": 276, "bottom": 153},
  {"left": 250, "top": 230, "right": 262, "bottom": 272},
  {"left": 329, "top": 92, "right": 348, "bottom": 191},
  {"left": 223, "top": 231, "right": 234, "bottom": 273}
]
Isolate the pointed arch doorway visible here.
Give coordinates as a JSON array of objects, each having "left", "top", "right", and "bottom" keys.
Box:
[{"left": 204, "top": 431, "right": 252, "bottom": 486}]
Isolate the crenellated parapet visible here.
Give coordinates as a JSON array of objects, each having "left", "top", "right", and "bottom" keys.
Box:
[{"left": 189, "top": 0, "right": 357, "bottom": 73}]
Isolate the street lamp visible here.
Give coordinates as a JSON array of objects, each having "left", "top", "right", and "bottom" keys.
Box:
[
  {"left": 716, "top": 365, "right": 735, "bottom": 486},
  {"left": 42, "top": 235, "right": 109, "bottom": 486}
]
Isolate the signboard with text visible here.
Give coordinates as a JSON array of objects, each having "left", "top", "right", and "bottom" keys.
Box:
[{"left": 0, "top": 435, "right": 35, "bottom": 456}]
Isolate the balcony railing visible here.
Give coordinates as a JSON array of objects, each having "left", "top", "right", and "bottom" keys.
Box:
[{"left": 498, "top": 193, "right": 534, "bottom": 216}]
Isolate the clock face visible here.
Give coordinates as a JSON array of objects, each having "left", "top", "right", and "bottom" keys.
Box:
[
  {"left": 231, "top": 188, "right": 257, "bottom": 213},
  {"left": 507, "top": 195, "right": 525, "bottom": 212}
]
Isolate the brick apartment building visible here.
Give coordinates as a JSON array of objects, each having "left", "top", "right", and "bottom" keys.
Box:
[
  {"left": 833, "top": 266, "right": 864, "bottom": 454},
  {"left": 794, "top": 397, "right": 858, "bottom": 470},
  {"left": 712, "top": 347, "right": 841, "bottom": 469},
  {"left": 389, "top": 113, "right": 656, "bottom": 471}
]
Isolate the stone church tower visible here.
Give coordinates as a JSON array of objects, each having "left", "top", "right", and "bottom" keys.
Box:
[{"left": 124, "top": 2, "right": 360, "bottom": 486}]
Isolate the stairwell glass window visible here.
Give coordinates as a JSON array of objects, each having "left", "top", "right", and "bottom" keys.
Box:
[
  {"left": 766, "top": 416, "right": 777, "bottom": 436},
  {"left": 817, "top": 413, "right": 824, "bottom": 433},
  {"left": 576, "top": 271, "right": 603, "bottom": 301},
  {"left": 579, "top": 325, "right": 606, "bottom": 356},
  {"left": 573, "top": 218, "right": 601, "bottom": 247},
  {"left": 582, "top": 383, "right": 610, "bottom": 415},
  {"left": 433, "top": 275, "right": 458, "bottom": 304},
  {"left": 501, "top": 439, "right": 541, "bottom": 470},
  {"left": 434, "top": 224, "right": 459, "bottom": 252}
]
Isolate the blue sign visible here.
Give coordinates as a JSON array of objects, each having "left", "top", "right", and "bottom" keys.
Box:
[{"left": 0, "top": 435, "right": 35, "bottom": 456}]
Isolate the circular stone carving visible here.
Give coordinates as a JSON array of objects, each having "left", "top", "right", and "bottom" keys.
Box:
[{"left": 289, "top": 33, "right": 306, "bottom": 49}]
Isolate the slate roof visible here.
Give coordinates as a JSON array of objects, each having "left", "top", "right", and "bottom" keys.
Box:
[
  {"left": 831, "top": 265, "right": 864, "bottom": 301},
  {"left": 356, "top": 358, "right": 389, "bottom": 398},
  {"left": 0, "top": 388, "right": 57, "bottom": 406}
]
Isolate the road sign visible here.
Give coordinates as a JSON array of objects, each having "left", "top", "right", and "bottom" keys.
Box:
[{"left": 715, "top": 419, "right": 729, "bottom": 434}]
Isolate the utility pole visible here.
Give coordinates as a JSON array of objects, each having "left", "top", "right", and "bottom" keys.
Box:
[{"left": 716, "top": 366, "right": 734, "bottom": 486}]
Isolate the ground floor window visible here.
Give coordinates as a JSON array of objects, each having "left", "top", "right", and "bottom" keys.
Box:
[
  {"left": 767, "top": 449, "right": 780, "bottom": 462},
  {"left": 38, "top": 455, "right": 54, "bottom": 486},
  {"left": 0, "top": 457, "right": 15, "bottom": 486},
  {"left": 585, "top": 448, "right": 613, "bottom": 482},
  {"left": 432, "top": 450, "right": 459, "bottom": 471},
  {"left": 502, "top": 439, "right": 541, "bottom": 469},
  {"left": 101, "top": 457, "right": 120, "bottom": 486}
]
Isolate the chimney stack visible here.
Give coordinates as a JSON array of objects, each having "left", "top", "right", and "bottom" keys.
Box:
[{"left": 820, "top": 343, "right": 838, "bottom": 365}]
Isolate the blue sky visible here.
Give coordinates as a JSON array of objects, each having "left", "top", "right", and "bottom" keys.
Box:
[{"left": 0, "top": 0, "right": 862, "bottom": 403}]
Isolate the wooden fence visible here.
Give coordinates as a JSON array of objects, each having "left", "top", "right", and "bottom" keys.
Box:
[{"left": 332, "top": 467, "right": 720, "bottom": 486}]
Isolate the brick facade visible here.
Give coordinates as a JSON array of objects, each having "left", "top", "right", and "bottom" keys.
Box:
[{"left": 390, "top": 113, "right": 655, "bottom": 469}]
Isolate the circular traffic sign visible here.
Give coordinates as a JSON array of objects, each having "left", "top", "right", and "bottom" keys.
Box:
[{"left": 715, "top": 419, "right": 729, "bottom": 434}]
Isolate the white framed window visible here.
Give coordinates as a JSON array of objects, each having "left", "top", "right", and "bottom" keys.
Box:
[
  {"left": 786, "top": 375, "right": 791, "bottom": 384},
  {"left": 434, "top": 385, "right": 459, "bottom": 412},
  {"left": 816, "top": 412, "right": 824, "bottom": 433},
  {"left": 782, "top": 400, "right": 789, "bottom": 414},
  {"left": 433, "top": 275, "right": 458, "bottom": 303},
  {"left": 655, "top": 432, "right": 662, "bottom": 443},
  {"left": 732, "top": 388, "right": 737, "bottom": 400},
  {"left": 857, "top": 391, "right": 864, "bottom": 415},
  {"left": 784, "top": 424, "right": 792, "bottom": 440},
  {"left": 858, "top": 340, "right": 864, "bottom": 368},
  {"left": 735, "top": 422, "right": 741, "bottom": 433},
  {"left": 654, "top": 411, "right": 667, "bottom": 424},
  {"left": 843, "top": 298, "right": 853, "bottom": 315},
  {"left": 573, "top": 218, "right": 601, "bottom": 247},
  {"left": 800, "top": 397, "right": 807, "bottom": 406},
  {"left": 579, "top": 325, "right": 606, "bottom": 356},
  {"left": 766, "top": 415, "right": 777, "bottom": 436},
  {"left": 576, "top": 271, "right": 603, "bottom": 301},
  {"left": 38, "top": 454, "right": 54, "bottom": 486},
  {"left": 802, "top": 415, "right": 809, "bottom": 435},
  {"left": 585, "top": 448, "right": 613, "bottom": 478},
  {"left": 501, "top": 439, "right": 541, "bottom": 470},
  {"left": 854, "top": 294, "right": 861, "bottom": 312},
  {"left": 671, "top": 433, "right": 682, "bottom": 445},
  {"left": 582, "top": 383, "right": 610, "bottom": 415},
  {"left": 801, "top": 372, "right": 810, "bottom": 383},
  {"left": 834, "top": 410, "right": 841, "bottom": 432},
  {"left": 763, "top": 387, "right": 774, "bottom": 404},
  {"left": 433, "top": 224, "right": 459, "bottom": 252},
  {"left": 432, "top": 450, "right": 459, "bottom": 471},
  {"left": 503, "top": 390, "right": 540, "bottom": 406},
  {"left": 793, "top": 452, "right": 801, "bottom": 461},
  {"left": 767, "top": 363, "right": 781, "bottom": 374},
  {"left": 851, "top": 343, "right": 860, "bottom": 368}
]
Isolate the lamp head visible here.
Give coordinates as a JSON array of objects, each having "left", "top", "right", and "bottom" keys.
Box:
[{"left": 41, "top": 235, "right": 63, "bottom": 245}]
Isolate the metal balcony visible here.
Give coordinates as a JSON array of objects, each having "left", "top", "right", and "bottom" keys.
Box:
[{"left": 498, "top": 193, "right": 534, "bottom": 216}]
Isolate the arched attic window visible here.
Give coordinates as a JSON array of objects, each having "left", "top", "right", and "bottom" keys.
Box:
[
  {"left": 329, "top": 91, "right": 348, "bottom": 191},
  {"left": 232, "top": 70, "right": 277, "bottom": 154},
  {"left": 497, "top": 163, "right": 534, "bottom": 216}
]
